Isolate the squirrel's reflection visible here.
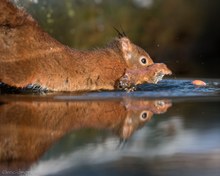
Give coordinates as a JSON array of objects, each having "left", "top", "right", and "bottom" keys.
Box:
[
  {"left": 116, "top": 98, "right": 171, "bottom": 140},
  {"left": 0, "top": 98, "right": 171, "bottom": 169}
]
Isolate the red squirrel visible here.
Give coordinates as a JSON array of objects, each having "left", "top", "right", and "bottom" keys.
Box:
[{"left": 0, "top": 0, "right": 172, "bottom": 92}]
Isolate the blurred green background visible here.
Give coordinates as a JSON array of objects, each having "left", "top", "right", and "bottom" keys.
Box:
[{"left": 14, "top": 0, "right": 220, "bottom": 78}]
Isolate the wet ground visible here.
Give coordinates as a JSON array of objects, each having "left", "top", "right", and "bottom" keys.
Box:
[{"left": 0, "top": 79, "right": 220, "bottom": 176}]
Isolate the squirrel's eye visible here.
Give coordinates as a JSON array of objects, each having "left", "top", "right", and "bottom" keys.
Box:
[
  {"left": 140, "top": 111, "right": 148, "bottom": 121},
  {"left": 139, "top": 57, "right": 148, "bottom": 65}
]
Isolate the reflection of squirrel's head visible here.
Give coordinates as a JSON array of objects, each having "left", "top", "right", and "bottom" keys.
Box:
[
  {"left": 119, "top": 110, "right": 153, "bottom": 140},
  {"left": 114, "top": 99, "right": 172, "bottom": 140}
]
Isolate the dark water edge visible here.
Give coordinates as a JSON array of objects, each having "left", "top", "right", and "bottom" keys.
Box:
[
  {"left": 1, "top": 78, "right": 220, "bottom": 97},
  {"left": 55, "top": 78, "right": 220, "bottom": 100},
  {"left": 0, "top": 79, "right": 220, "bottom": 176}
]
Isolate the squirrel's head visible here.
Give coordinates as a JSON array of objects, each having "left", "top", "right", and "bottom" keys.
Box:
[
  {"left": 111, "top": 36, "right": 172, "bottom": 91},
  {"left": 118, "top": 37, "right": 154, "bottom": 69}
]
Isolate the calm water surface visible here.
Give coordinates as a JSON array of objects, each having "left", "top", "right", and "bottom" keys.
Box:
[{"left": 0, "top": 79, "right": 220, "bottom": 176}]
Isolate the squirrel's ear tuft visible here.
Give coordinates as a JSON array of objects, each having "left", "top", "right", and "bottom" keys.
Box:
[
  {"left": 120, "top": 37, "right": 132, "bottom": 61},
  {"left": 113, "top": 27, "right": 127, "bottom": 38}
]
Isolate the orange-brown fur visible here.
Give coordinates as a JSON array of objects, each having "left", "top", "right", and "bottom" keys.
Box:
[{"left": 0, "top": 0, "right": 171, "bottom": 92}]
